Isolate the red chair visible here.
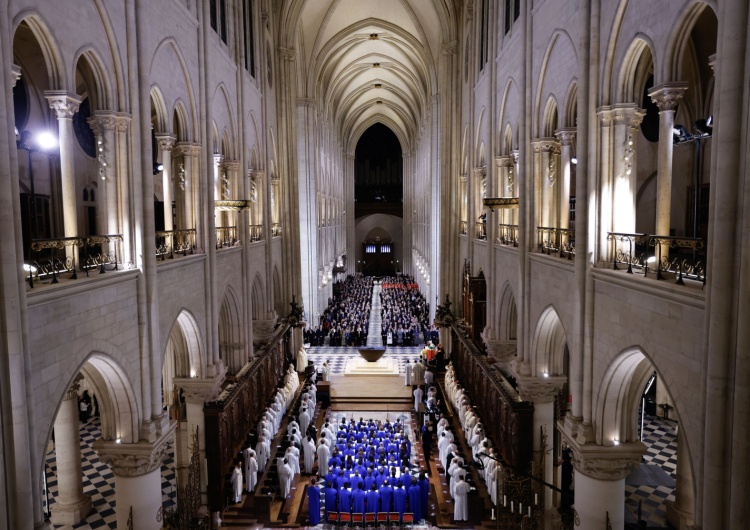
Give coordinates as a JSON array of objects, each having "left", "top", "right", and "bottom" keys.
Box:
[
  {"left": 339, "top": 512, "right": 352, "bottom": 528},
  {"left": 328, "top": 512, "right": 339, "bottom": 527},
  {"left": 364, "top": 512, "right": 377, "bottom": 529},
  {"left": 402, "top": 513, "right": 415, "bottom": 529},
  {"left": 376, "top": 511, "right": 389, "bottom": 529},
  {"left": 388, "top": 512, "right": 401, "bottom": 529},
  {"left": 352, "top": 513, "right": 364, "bottom": 528}
]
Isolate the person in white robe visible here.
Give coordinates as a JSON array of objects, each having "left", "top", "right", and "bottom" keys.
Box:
[
  {"left": 450, "top": 467, "right": 466, "bottom": 499},
  {"left": 278, "top": 458, "right": 293, "bottom": 498},
  {"left": 287, "top": 419, "right": 300, "bottom": 437},
  {"left": 453, "top": 476, "right": 471, "bottom": 521},
  {"left": 321, "top": 361, "right": 331, "bottom": 381},
  {"left": 289, "top": 429, "right": 302, "bottom": 447},
  {"left": 437, "top": 432, "right": 450, "bottom": 467},
  {"left": 424, "top": 369, "right": 434, "bottom": 386},
  {"left": 411, "top": 361, "right": 425, "bottom": 386},
  {"left": 413, "top": 385, "right": 424, "bottom": 410},
  {"left": 284, "top": 446, "right": 299, "bottom": 475},
  {"left": 303, "top": 436, "right": 316, "bottom": 474},
  {"left": 300, "top": 407, "right": 311, "bottom": 435},
  {"left": 231, "top": 461, "right": 243, "bottom": 504},
  {"left": 404, "top": 360, "right": 412, "bottom": 386},
  {"left": 442, "top": 442, "right": 457, "bottom": 470},
  {"left": 317, "top": 439, "right": 330, "bottom": 476},
  {"left": 256, "top": 435, "right": 270, "bottom": 471},
  {"left": 296, "top": 347, "right": 308, "bottom": 372},
  {"left": 244, "top": 449, "right": 258, "bottom": 492}
]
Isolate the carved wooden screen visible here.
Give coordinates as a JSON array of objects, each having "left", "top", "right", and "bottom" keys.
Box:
[
  {"left": 204, "top": 323, "right": 290, "bottom": 511},
  {"left": 451, "top": 325, "right": 533, "bottom": 470}
]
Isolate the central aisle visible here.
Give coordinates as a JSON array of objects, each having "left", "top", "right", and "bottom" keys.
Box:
[{"left": 307, "top": 280, "right": 424, "bottom": 375}]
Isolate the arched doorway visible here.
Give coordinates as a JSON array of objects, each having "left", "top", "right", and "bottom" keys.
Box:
[{"left": 219, "top": 286, "right": 244, "bottom": 374}]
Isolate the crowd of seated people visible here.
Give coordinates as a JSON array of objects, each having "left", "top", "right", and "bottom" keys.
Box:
[
  {"left": 305, "top": 275, "right": 372, "bottom": 347},
  {"left": 379, "top": 276, "right": 431, "bottom": 346},
  {"left": 307, "top": 415, "right": 431, "bottom": 524}
]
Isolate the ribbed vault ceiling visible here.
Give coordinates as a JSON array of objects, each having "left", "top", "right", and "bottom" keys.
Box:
[{"left": 291, "top": 0, "right": 450, "bottom": 153}]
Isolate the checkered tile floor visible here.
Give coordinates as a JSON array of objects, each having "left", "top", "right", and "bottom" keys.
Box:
[
  {"left": 45, "top": 416, "right": 176, "bottom": 529},
  {"left": 308, "top": 285, "right": 426, "bottom": 374},
  {"left": 624, "top": 414, "right": 678, "bottom": 527}
]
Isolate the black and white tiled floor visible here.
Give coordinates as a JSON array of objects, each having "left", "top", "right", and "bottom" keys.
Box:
[
  {"left": 45, "top": 416, "right": 176, "bottom": 530},
  {"left": 624, "top": 414, "right": 678, "bottom": 527}
]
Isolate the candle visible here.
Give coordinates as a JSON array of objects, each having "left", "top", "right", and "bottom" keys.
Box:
[
  {"left": 535, "top": 493, "right": 538, "bottom": 505},
  {"left": 528, "top": 506, "right": 531, "bottom": 518},
  {"left": 511, "top": 501, "right": 514, "bottom": 512},
  {"left": 520, "top": 502, "right": 523, "bottom": 514},
  {"left": 503, "top": 494, "right": 507, "bottom": 507},
  {"left": 491, "top": 509, "right": 495, "bottom": 520}
]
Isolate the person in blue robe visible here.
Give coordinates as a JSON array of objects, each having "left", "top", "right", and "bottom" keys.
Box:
[
  {"left": 366, "top": 483, "right": 380, "bottom": 514},
  {"left": 307, "top": 478, "right": 321, "bottom": 525},
  {"left": 324, "top": 481, "right": 338, "bottom": 518},
  {"left": 408, "top": 479, "right": 422, "bottom": 522},
  {"left": 338, "top": 483, "right": 352, "bottom": 513},
  {"left": 352, "top": 483, "right": 366, "bottom": 515},
  {"left": 393, "top": 481, "right": 408, "bottom": 520},
  {"left": 379, "top": 479, "right": 394, "bottom": 512}
]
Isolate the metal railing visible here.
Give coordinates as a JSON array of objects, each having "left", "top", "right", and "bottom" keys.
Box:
[
  {"left": 271, "top": 223, "right": 282, "bottom": 237},
  {"left": 27, "top": 234, "right": 123, "bottom": 287},
  {"left": 249, "top": 224, "right": 264, "bottom": 242},
  {"left": 497, "top": 224, "right": 519, "bottom": 246},
  {"left": 606, "top": 232, "right": 706, "bottom": 285},
  {"left": 156, "top": 229, "right": 196, "bottom": 260},
  {"left": 459, "top": 221, "right": 468, "bottom": 235},
  {"left": 476, "top": 221, "right": 487, "bottom": 240},
  {"left": 537, "top": 227, "right": 576, "bottom": 260},
  {"left": 215, "top": 226, "right": 238, "bottom": 249}
]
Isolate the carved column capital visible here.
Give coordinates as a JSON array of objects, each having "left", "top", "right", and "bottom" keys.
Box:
[
  {"left": 483, "top": 339, "right": 517, "bottom": 363},
  {"left": 458, "top": 174, "right": 468, "bottom": 184},
  {"left": 223, "top": 159, "right": 241, "bottom": 172},
  {"left": 597, "top": 106, "right": 613, "bottom": 126},
  {"left": 155, "top": 134, "right": 177, "bottom": 152},
  {"left": 611, "top": 104, "right": 646, "bottom": 128},
  {"left": 441, "top": 40, "right": 458, "bottom": 55},
  {"left": 532, "top": 138, "right": 560, "bottom": 154},
  {"left": 11, "top": 64, "right": 22, "bottom": 87},
  {"left": 648, "top": 82, "right": 689, "bottom": 112},
  {"left": 516, "top": 375, "right": 567, "bottom": 403},
  {"left": 114, "top": 112, "right": 131, "bottom": 132},
  {"left": 176, "top": 142, "right": 201, "bottom": 157},
  {"left": 93, "top": 426, "right": 176, "bottom": 477},
  {"left": 172, "top": 376, "right": 223, "bottom": 404},
  {"left": 496, "top": 155, "right": 514, "bottom": 168},
  {"left": 87, "top": 112, "right": 117, "bottom": 135},
  {"left": 63, "top": 374, "right": 85, "bottom": 401},
  {"left": 44, "top": 91, "right": 82, "bottom": 119},
  {"left": 278, "top": 47, "right": 296, "bottom": 61},
  {"left": 473, "top": 166, "right": 487, "bottom": 179},
  {"left": 571, "top": 442, "right": 646, "bottom": 481},
  {"left": 249, "top": 169, "right": 265, "bottom": 180},
  {"left": 555, "top": 127, "right": 577, "bottom": 146}
]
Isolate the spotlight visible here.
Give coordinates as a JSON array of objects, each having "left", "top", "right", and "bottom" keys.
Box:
[
  {"left": 695, "top": 117, "right": 713, "bottom": 136},
  {"left": 570, "top": 157, "right": 577, "bottom": 165},
  {"left": 153, "top": 163, "right": 164, "bottom": 175},
  {"left": 36, "top": 131, "right": 58, "bottom": 151}
]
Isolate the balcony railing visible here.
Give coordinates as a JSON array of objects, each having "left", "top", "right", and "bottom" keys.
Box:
[
  {"left": 216, "top": 226, "right": 238, "bottom": 249},
  {"left": 475, "top": 221, "right": 487, "bottom": 240},
  {"left": 497, "top": 224, "right": 519, "bottom": 247},
  {"left": 271, "top": 223, "right": 282, "bottom": 238},
  {"left": 606, "top": 232, "right": 706, "bottom": 285},
  {"left": 249, "top": 224, "right": 264, "bottom": 242},
  {"left": 156, "top": 229, "right": 196, "bottom": 260},
  {"left": 537, "top": 227, "right": 575, "bottom": 260},
  {"left": 27, "top": 234, "right": 123, "bottom": 287},
  {"left": 459, "top": 221, "right": 468, "bottom": 235}
]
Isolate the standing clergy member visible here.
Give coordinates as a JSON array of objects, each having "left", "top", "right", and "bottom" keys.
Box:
[
  {"left": 231, "top": 460, "right": 244, "bottom": 504},
  {"left": 317, "top": 438, "right": 330, "bottom": 476},
  {"left": 453, "top": 475, "right": 471, "bottom": 521},
  {"left": 243, "top": 448, "right": 258, "bottom": 493},
  {"left": 307, "top": 477, "right": 322, "bottom": 526},
  {"left": 278, "top": 458, "right": 293, "bottom": 499},
  {"left": 303, "top": 435, "right": 316, "bottom": 474}
]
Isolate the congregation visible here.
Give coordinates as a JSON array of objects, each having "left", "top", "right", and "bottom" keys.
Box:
[
  {"left": 306, "top": 276, "right": 373, "bottom": 346},
  {"left": 379, "top": 276, "right": 434, "bottom": 347}
]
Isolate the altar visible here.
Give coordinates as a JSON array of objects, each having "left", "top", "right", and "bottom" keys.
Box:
[{"left": 343, "top": 356, "right": 400, "bottom": 376}]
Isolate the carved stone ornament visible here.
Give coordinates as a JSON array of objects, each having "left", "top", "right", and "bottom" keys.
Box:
[
  {"left": 173, "top": 376, "right": 223, "bottom": 404},
  {"left": 554, "top": 127, "right": 576, "bottom": 146},
  {"left": 44, "top": 91, "right": 82, "bottom": 119},
  {"left": 64, "top": 374, "right": 85, "bottom": 401},
  {"left": 516, "top": 375, "right": 567, "bottom": 403},
  {"left": 496, "top": 156, "right": 514, "bottom": 168},
  {"left": 648, "top": 82, "right": 689, "bottom": 112},
  {"left": 223, "top": 159, "right": 241, "bottom": 172},
  {"left": 176, "top": 142, "right": 201, "bottom": 157},
  {"left": 93, "top": 424, "right": 176, "bottom": 477},
  {"left": 559, "top": 429, "right": 647, "bottom": 481},
  {"left": 155, "top": 134, "right": 177, "bottom": 152},
  {"left": 473, "top": 166, "right": 487, "bottom": 179},
  {"left": 532, "top": 138, "right": 560, "bottom": 154},
  {"left": 11, "top": 64, "right": 22, "bottom": 87},
  {"left": 441, "top": 40, "right": 458, "bottom": 55},
  {"left": 483, "top": 339, "right": 517, "bottom": 362},
  {"left": 88, "top": 112, "right": 117, "bottom": 135},
  {"left": 115, "top": 113, "right": 131, "bottom": 132},
  {"left": 597, "top": 106, "right": 613, "bottom": 127},
  {"left": 611, "top": 104, "right": 646, "bottom": 128},
  {"left": 278, "top": 47, "right": 296, "bottom": 61}
]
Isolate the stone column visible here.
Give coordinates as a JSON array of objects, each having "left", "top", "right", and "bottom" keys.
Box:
[
  {"left": 496, "top": 156, "right": 514, "bottom": 226},
  {"left": 175, "top": 143, "right": 201, "bottom": 234},
  {"left": 50, "top": 376, "right": 92, "bottom": 525},
  {"left": 666, "top": 427, "right": 695, "bottom": 530},
  {"left": 223, "top": 159, "right": 241, "bottom": 236},
  {"left": 518, "top": 376, "right": 567, "bottom": 513},
  {"left": 155, "top": 134, "right": 177, "bottom": 232},
  {"left": 561, "top": 437, "right": 645, "bottom": 530},
  {"left": 648, "top": 83, "right": 688, "bottom": 257},
  {"left": 555, "top": 128, "right": 576, "bottom": 230},
  {"left": 531, "top": 139, "right": 558, "bottom": 232},
  {"left": 114, "top": 114, "right": 133, "bottom": 265},
  {"left": 459, "top": 174, "right": 467, "bottom": 234},
  {"left": 45, "top": 92, "right": 81, "bottom": 259},
  {"left": 173, "top": 378, "right": 221, "bottom": 507},
  {"left": 596, "top": 107, "right": 614, "bottom": 259},
  {"left": 94, "top": 427, "right": 176, "bottom": 530},
  {"left": 611, "top": 105, "right": 645, "bottom": 235},
  {"left": 88, "top": 112, "right": 118, "bottom": 239}
]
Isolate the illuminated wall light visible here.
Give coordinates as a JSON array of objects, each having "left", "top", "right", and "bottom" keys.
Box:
[{"left": 190, "top": 369, "right": 196, "bottom": 378}]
